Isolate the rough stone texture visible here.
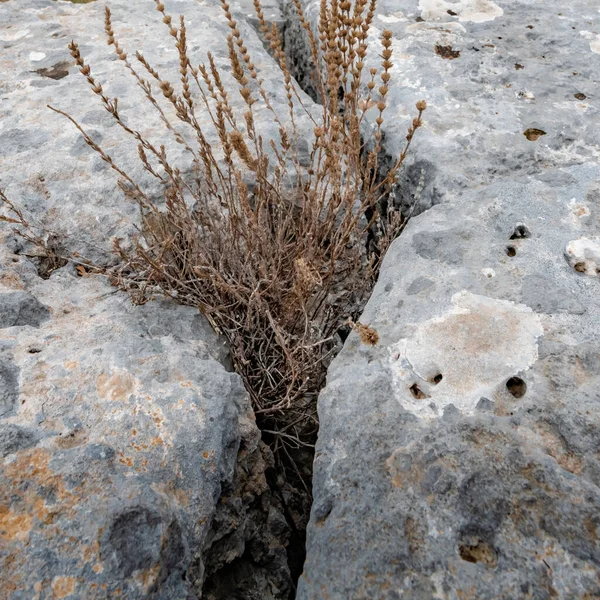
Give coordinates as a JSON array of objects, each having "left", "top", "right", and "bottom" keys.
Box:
[
  {"left": 0, "top": 292, "right": 50, "bottom": 329},
  {"left": 0, "top": 1, "right": 313, "bottom": 597},
  {"left": 300, "top": 164, "right": 600, "bottom": 599},
  {"left": 0, "top": 0, "right": 311, "bottom": 263},
  {"left": 0, "top": 235, "right": 291, "bottom": 599},
  {"left": 235, "top": 0, "right": 284, "bottom": 40},
  {"left": 299, "top": 1, "right": 600, "bottom": 598}
]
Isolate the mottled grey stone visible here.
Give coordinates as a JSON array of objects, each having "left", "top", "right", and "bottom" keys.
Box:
[
  {"left": 295, "top": 0, "right": 600, "bottom": 583},
  {"left": 0, "top": 424, "right": 38, "bottom": 458},
  {"left": 0, "top": 0, "right": 314, "bottom": 264},
  {"left": 0, "top": 357, "right": 19, "bottom": 418},
  {"left": 0, "top": 266, "right": 278, "bottom": 598},
  {"left": 103, "top": 506, "right": 171, "bottom": 577},
  {"left": 300, "top": 162, "right": 600, "bottom": 599},
  {"left": 412, "top": 229, "right": 468, "bottom": 264},
  {"left": 406, "top": 276, "right": 435, "bottom": 295},
  {"left": 521, "top": 274, "right": 586, "bottom": 314},
  {"left": 476, "top": 397, "right": 494, "bottom": 412},
  {"left": 0, "top": 292, "right": 50, "bottom": 328}
]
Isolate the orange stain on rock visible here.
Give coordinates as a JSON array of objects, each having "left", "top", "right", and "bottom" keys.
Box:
[
  {"left": 51, "top": 576, "right": 76, "bottom": 598},
  {"left": 118, "top": 455, "right": 134, "bottom": 467},
  {"left": 0, "top": 506, "right": 33, "bottom": 542},
  {"left": 135, "top": 564, "right": 161, "bottom": 593},
  {"left": 96, "top": 370, "right": 138, "bottom": 401},
  {"left": 81, "top": 541, "right": 100, "bottom": 564}
]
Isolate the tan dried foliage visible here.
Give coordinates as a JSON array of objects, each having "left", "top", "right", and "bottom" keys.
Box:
[{"left": 31, "top": 0, "right": 424, "bottom": 456}]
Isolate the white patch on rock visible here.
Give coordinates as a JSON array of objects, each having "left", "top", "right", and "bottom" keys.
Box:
[
  {"left": 565, "top": 237, "right": 600, "bottom": 276},
  {"left": 389, "top": 291, "right": 543, "bottom": 419},
  {"left": 0, "top": 29, "right": 30, "bottom": 42},
  {"left": 481, "top": 268, "right": 496, "bottom": 278},
  {"left": 378, "top": 13, "right": 407, "bottom": 24},
  {"left": 29, "top": 52, "right": 46, "bottom": 62},
  {"left": 516, "top": 90, "right": 535, "bottom": 102},
  {"left": 580, "top": 30, "right": 600, "bottom": 53},
  {"left": 419, "top": 0, "right": 503, "bottom": 23}
]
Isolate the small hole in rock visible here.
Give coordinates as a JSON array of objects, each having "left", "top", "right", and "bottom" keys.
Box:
[
  {"left": 574, "top": 92, "right": 587, "bottom": 100},
  {"left": 28, "top": 347, "right": 42, "bottom": 354},
  {"left": 459, "top": 540, "right": 498, "bottom": 567},
  {"left": 523, "top": 128, "right": 546, "bottom": 141},
  {"left": 435, "top": 44, "right": 461, "bottom": 60},
  {"left": 432, "top": 373, "right": 443, "bottom": 384},
  {"left": 510, "top": 224, "right": 530, "bottom": 240},
  {"left": 574, "top": 262, "right": 587, "bottom": 273},
  {"left": 409, "top": 383, "right": 428, "bottom": 400},
  {"left": 506, "top": 376, "right": 526, "bottom": 398},
  {"left": 505, "top": 245, "right": 517, "bottom": 257}
]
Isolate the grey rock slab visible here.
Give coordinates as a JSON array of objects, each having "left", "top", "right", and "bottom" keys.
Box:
[
  {"left": 0, "top": 255, "right": 265, "bottom": 598},
  {"left": 292, "top": 1, "right": 600, "bottom": 596},
  {"left": 299, "top": 163, "right": 600, "bottom": 599},
  {"left": 0, "top": 0, "right": 314, "bottom": 263},
  {"left": 0, "top": 357, "right": 19, "bottom": 419}
]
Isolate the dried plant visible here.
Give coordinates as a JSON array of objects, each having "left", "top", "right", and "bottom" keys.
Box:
[
  {"left": 48, "top": 0, "right": 425, "bottom": 486},
  {"left": 0, "top": 190, "right": 69, "bottom": 278}
]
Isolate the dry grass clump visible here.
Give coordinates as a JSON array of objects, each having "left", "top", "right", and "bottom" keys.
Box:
[{"left": 48, "top": 0, "right": 424, "bottom": 476}]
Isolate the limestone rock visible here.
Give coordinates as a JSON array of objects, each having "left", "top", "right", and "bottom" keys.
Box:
[
  {"left": 0, "top": 242, "right": 288, "bottom": 598},
  {"left": 299, "top": 161, "right": 600, "bottom": 600},
  {"left": 298, "top": 0, "right": 600, "bottom": 596},
  {"left": 0, "top": 2, "right": 307, "bottom": 595},
  {"left": 295, "top": 0, "right": 600, "bottom": 214}
]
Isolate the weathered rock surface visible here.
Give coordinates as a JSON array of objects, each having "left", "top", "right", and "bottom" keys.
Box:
[
  {"left": 0, "top": 237, "right": 291, "bottom": 599},
  {"left": 1, "top": 1, "right": 304, "bottom": 598},
  {"left": 0, "top": 0, "right": 311, "bottom": 263},
  {"left": 299, "top": 1, "right": 600, "bottom": 598},
  {"left": 297, "top": 0, "right": 600, "bottom": 214},
  {"left": 300, "top": 164, "right": 600, "bottom": 599}
]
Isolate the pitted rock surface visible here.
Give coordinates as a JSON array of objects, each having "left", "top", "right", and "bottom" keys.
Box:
[
  {"left": 296, "top": 0, "right": 600, "bottom": 214},
  {"left": 299, "top": 162, "right": 600, "bottom": 599},
  {"left": 298, "top": 0, "right": 600, "bottom": 598}
]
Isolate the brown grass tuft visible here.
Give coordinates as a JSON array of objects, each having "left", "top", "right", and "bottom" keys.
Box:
[{"left": 39, "top": 0, "right": 425, "bottom": 484}]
